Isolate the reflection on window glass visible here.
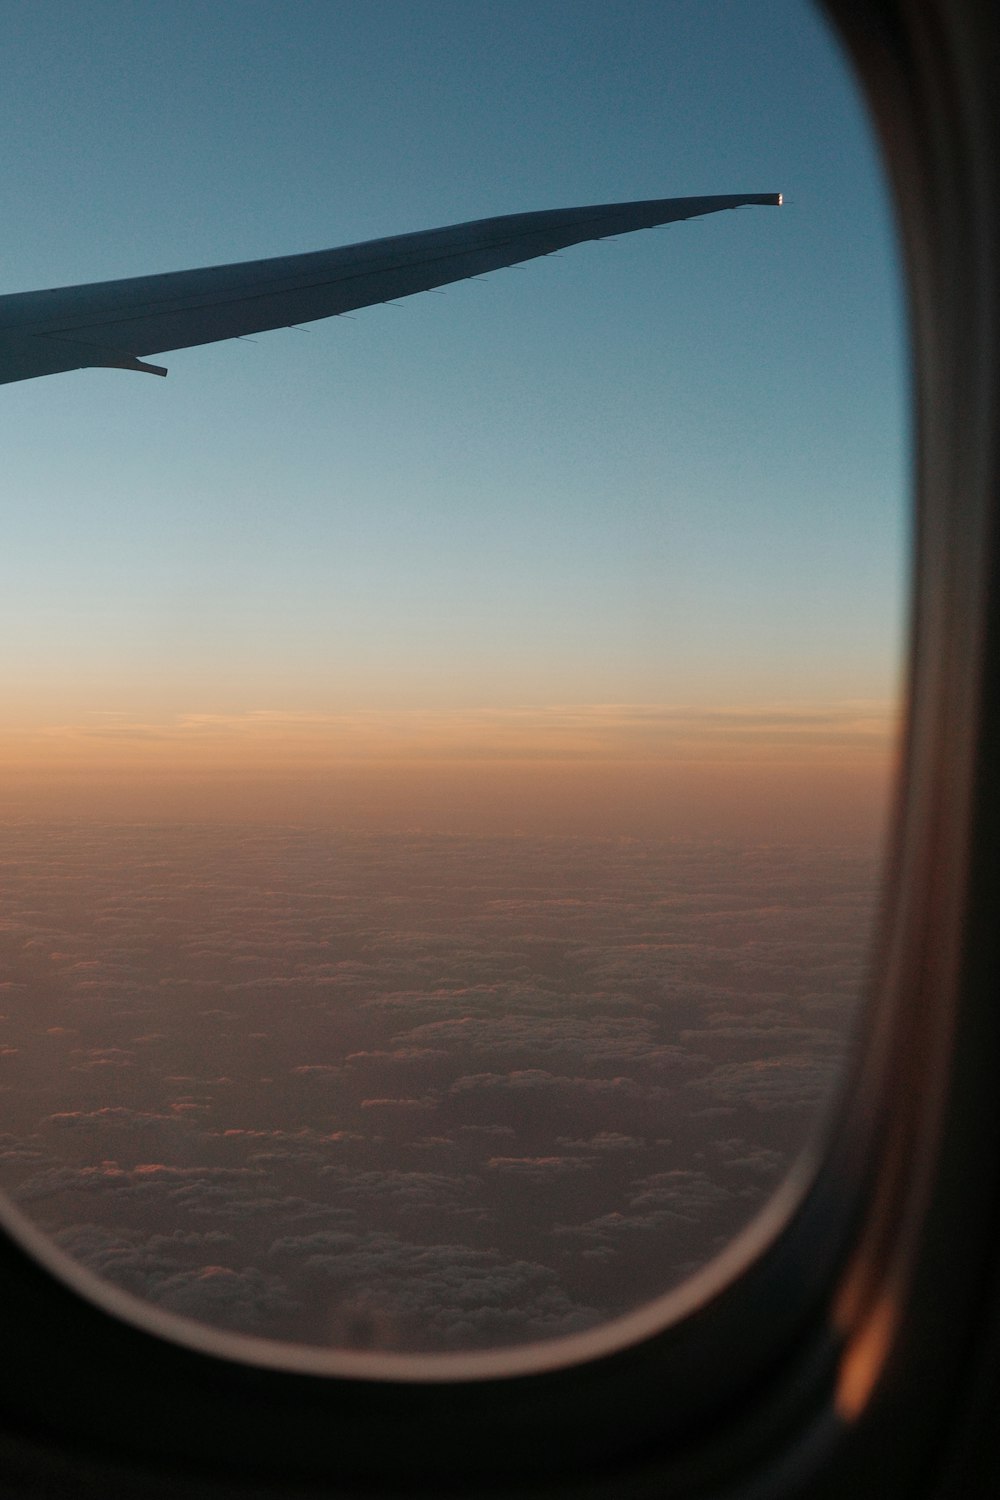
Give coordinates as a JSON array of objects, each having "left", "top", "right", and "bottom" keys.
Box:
[{"left": 0, "top": 0, "right": 903, "bottom": 1355}]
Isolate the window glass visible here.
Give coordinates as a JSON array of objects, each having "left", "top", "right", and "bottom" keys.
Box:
[{"left": 0, "top": 0, "right": 904, "bottom": 1357}]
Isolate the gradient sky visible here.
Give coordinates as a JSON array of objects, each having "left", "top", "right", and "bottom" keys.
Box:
[{"left": 0, "top": 0, "right": 906, "bottom": 835}]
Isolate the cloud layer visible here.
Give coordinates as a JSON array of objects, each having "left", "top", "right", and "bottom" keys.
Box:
[{"left": 0, "top": 823, "right": 878, "bottom": 1351}]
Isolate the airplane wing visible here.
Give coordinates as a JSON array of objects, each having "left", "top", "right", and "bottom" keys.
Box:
[{"left": 0, "top": 193, "right": 780, "bottom": 386}]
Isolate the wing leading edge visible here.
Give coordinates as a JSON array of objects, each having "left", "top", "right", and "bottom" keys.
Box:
[{"left": 0, "top": 193, "right": 780, "bottom": 386}]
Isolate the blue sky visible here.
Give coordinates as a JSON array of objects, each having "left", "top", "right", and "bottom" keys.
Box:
[{"left": 0, "top": 1, "right": 905, "bottom": 797}]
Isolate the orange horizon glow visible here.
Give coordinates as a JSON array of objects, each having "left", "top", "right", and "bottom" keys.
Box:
[{"left": 0, "top": 699, "right": 899, "bottom": 842}]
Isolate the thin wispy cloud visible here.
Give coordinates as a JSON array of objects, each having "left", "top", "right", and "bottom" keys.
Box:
[{"left": 12, "top": 699, "right": 896, "bottom": 763}]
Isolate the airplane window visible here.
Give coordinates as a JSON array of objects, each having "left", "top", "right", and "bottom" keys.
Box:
[{"left": 0, "top": 0, "right": 904, "bottom": 1363}]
